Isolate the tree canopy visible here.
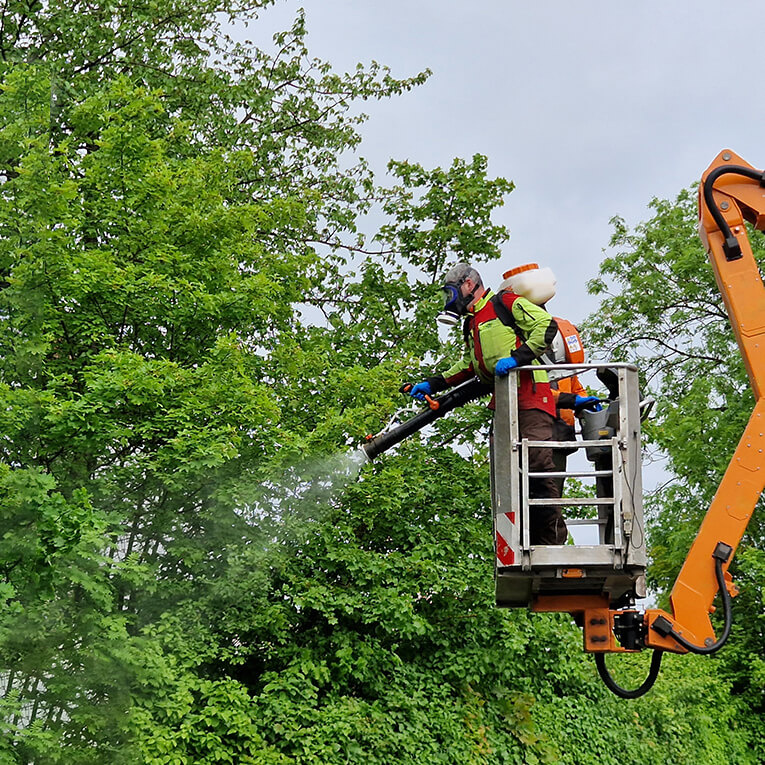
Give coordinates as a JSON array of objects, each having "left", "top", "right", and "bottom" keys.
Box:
[{"left": 0, "top": 2, "right": 761, "bottom": 763}]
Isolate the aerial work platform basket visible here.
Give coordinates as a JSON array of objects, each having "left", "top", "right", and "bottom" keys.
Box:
[{"left": 492, "top": 363, "right": 647, "bottom": 608}]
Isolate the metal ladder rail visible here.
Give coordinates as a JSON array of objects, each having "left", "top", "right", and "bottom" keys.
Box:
[{"left": 520, "top": 437, "right": 621, "bottom": 546}]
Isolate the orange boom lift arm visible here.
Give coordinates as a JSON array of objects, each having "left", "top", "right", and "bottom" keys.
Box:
[
  {"left": 641, "top": 151, "right": 765, "bottom": 648},
  {"left": 643, "top": 150, "right": 765, "bottom": 651},
  {"left": 533, "top": 150, "right": 765, "bottom": 697}
]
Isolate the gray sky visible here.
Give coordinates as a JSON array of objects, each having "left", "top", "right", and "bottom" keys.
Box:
[{"left": 249, "top": 0, "right": 765, "bottom": 325}]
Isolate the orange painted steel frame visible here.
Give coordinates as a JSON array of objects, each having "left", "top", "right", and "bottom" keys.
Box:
[{"left": 534, "top": 149, "right": 765, "bottom": 656}]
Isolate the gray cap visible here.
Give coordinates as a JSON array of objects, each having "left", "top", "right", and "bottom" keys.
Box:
[{"left": 442, "top": 262, "right": 482, "bottom": 286}]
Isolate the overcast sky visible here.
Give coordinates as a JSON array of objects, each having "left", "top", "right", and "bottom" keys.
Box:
[{"left": 247, "top": 0, "right": 765, "bottom": 325}]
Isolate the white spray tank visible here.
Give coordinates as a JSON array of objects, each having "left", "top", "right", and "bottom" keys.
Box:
[
  {"left": 499, "top": 263, "right": 582, "bottom": 379},
  {"left": 499, "top": 262, "right": 557, "bottom": 304}
]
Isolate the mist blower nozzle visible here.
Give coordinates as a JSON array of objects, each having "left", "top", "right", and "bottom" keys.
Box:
[{"left": 360, "top": 378, "right": 490, "bottom": 461}]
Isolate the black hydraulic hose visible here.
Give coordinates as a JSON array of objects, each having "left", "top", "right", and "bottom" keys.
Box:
[
  {"left": 361, "top": 378, "right": 490, "bottom": 461},
  {"left": 595, "top": 650, "right": 664, "bottom": 699},
  {"left": 702, "top": 163, "right": 765, "bottom": 260},
  {"left": 662, "top": 555, "right": 733, "bottom": 655},
  {"left": 599, "top": 557, "right": 732, "bottom": 698}
]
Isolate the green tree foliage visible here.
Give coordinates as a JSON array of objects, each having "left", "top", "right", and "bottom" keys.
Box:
[
  {"left": 586, "top": 188, "right": 765, "bottom": 754},
  {"left": 0, "top": 2, "right": 760, "bottom": 762}
]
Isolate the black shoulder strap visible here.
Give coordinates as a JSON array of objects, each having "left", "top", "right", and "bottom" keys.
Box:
[
  {"left": 491, "top": 291, "right": 525, "bottom": 339},
  {"left": 463, "top": 292, "right": 528, "bottom": 346},
  {"left": 462, "top": 316, "right": 471, "bottom": 345}
]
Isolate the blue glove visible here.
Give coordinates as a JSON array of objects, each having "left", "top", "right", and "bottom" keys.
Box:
[
  {"left": 409, "top": 381, "right": 432, "bottom": 401},
  {"left": 494, "top": 356, "right": 518, "bottom": 377},
  {"left": 575, "top": 395, "right": 603, "bottom": 412}
]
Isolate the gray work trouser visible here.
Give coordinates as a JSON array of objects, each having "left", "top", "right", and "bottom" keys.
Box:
[{"left": 519, "top": 409, "right": 568, "bottom": 545}]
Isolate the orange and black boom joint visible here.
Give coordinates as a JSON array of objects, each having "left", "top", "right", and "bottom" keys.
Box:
[{"left": 361, "top": 378, "right": 489, "bottom": 461}]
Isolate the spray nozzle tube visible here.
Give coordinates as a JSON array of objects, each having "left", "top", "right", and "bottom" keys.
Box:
[{"left": 362, "top": 378, "right": 490, "bottom": 461}]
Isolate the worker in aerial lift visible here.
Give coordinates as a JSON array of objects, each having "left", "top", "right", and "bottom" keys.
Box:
[
  {"left": 498, "top": 262, "right": 598, "bottom": 494},
  {"left": 408, "top": 262, "right": 577, "bottom": 544}
]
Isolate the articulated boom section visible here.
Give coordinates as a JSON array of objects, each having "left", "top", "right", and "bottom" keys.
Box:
[
  {"left": 644, "top": 150, "right": 765, "bottom": 652},
  {"left": 492, "top": 150, "right": 764, "bottom": 694}
]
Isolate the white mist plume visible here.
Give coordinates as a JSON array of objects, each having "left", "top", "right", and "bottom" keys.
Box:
[{"left": 241, "top": 449, "right": 368, "bottom": 531}]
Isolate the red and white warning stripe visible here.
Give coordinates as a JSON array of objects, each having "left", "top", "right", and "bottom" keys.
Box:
[{"left": 495, "top": 511, "right": 518, "bottom": 566}]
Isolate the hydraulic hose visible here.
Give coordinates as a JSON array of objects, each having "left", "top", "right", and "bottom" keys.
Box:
[
  {"left": 595, "top": 649, "right": 664, "bottom": 699},
  {"left": 702, "top": 163, "right": 765, "bottom": 260},
  {"left": 361, "top": 378, "right": 490, "bottom": 461},
  {"left": 661, "top": 554, "right": 733, "bottom": 655}
]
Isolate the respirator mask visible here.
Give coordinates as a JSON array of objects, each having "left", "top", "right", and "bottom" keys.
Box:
[{"left": 436, "top": 278, "right": 479, "bottom": 327}]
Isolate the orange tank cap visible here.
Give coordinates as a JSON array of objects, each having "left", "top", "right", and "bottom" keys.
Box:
[{"left": 503, "top": 263, "right": 539, "bottom": 278}]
